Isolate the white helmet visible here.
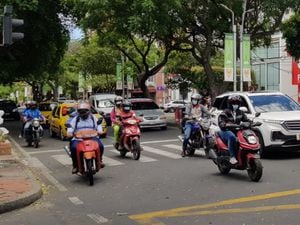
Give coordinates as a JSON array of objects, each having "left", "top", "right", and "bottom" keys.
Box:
[{"left": 191, "top": 93, "right": 202, "bottom": 105}]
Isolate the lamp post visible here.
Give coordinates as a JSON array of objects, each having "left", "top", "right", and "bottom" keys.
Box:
[
  {"left": 220, "top": 4, "right": 237, "bottom": 92},
  {"left": 240, "top": 0, "right": 254, "bottom": 91}
]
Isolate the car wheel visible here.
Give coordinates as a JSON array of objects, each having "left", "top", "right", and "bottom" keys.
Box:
[{"left": 257, "top": 132, "right": 267, "bottom": 158}]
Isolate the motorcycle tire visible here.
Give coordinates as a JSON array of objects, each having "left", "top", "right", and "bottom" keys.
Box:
[
  {"left": 132, "top": 140, "right": 141, "bottom": 160},
  {"left": 34, "top": 132, "right": 40, "bottom": 148},
  {"left": 186, "top": 147, "right": 195, "bottom": 156},
  {"left": 86, "top": 159, "right": 94, "bottom": 186},
  {"left": 120, "top": 150, "right": 127, "bottom": 157},
  {"left": 247, "top": 158, "right": 263, "bottom": 182},
  {"left": 217, "top": 162, "right": 231, "bottom": 174}
]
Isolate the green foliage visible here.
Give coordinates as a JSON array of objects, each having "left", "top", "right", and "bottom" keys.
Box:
[
  {"left": 0, "top": 0, "right": 69, "bottom": 84},
  {"left": 281, "top": 13, "right": 300, "bottom": 60}
]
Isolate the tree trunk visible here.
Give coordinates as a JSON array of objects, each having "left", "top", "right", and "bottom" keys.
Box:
[
  {"left": 202, "top": 61, "right": 218, "bottom": 101},
  {"left": 138, "top": 73, "right": 150, "bottom": 98}
]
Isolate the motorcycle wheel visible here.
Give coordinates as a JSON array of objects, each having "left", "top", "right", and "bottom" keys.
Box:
[
  {"left": 120, "top": 150, "right": 127, "bottom": 157},
  {"left": 247, "top": 159, "right": 263, "bottom": 182},
  {"left": 186, "top": 147, "right": 195, "bottom": 156},
  {"left": 217, "top": 162, "right": 231, "bottom": 174},
  {"left": 86, "top": 159, "right": 94, "bottom": 186},
  {"left": 132, "top": 140, "right": 141, "bottom": 160},
  {"left": 34, "top": 132, "right": 39, "bottom": 148}
]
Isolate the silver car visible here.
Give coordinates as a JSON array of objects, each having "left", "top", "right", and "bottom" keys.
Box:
[{"left": 129, "top": 98, "right": 167, "bottom": 130}]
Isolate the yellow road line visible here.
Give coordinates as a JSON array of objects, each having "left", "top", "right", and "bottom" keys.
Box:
[{"left": 129, "top": 188, "right": 300, "bottom": 225}]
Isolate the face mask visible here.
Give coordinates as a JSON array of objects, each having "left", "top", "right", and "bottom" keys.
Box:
[
  {"left": 192, "top": 100, "right": 198, "bottom": 105},
  {"left": 232, "top": 104, "right": 239, "bottom": 111}
]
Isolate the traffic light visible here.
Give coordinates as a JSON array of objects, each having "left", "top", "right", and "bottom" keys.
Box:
[{"left": 2, "top": 5, "right": 24, "bottom": 46}]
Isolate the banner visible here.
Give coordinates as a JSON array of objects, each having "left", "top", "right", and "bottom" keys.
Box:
[
  {"left": 126, "top": 67, "right": 134, "bottom": 90},
  {"left": 292, "top": 59, "right": 300, "bottom": 85},
  {"left": 116, "top": 63, "right": 122, "bottom": 90},
  {"left": 242, "top": 34, "right": 251, "bottom": 82},
  {"left": 224, "top": 33, "right": 234, "bottom": 81}
]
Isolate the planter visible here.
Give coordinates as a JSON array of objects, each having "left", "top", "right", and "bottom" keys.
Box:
[{"left": 0, "top": 140, "right": 12, "bottom": 155}]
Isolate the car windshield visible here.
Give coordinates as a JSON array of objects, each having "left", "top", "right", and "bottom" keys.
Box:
[
  {"left": 96, "top": 99, "right": 114, "bottom": 108},
  {"left": 249, "top": 95, "right": 300, "bottom": 113},
  {"left": 39, "top": 103, "right": 52, "bottom": 111},
  {"left": 131, "top": 101, "right": 159, "bottom": 110}
]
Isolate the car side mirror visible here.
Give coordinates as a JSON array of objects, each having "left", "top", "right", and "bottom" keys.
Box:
[
  {"left": 139, "top": 114, "right": 144, "bottom": 117},
  {"left": 255, "top": 112, "right": 261, "bottom": 117}
]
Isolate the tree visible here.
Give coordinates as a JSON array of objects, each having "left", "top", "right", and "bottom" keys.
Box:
[
  {"left": 64, "top": 0, "right": 184, "bottom": 97},
  {"left": 281, "top": 13, "right": 300, "bottom": 59},
  {"left": 0, "top": 0, "right": 69, "bottom": 100}
]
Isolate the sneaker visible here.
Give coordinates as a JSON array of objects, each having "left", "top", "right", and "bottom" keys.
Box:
[
  {"left": 181, "top": 150, "right": 186, "bottom": 157},
  {"left": 114, "top": 142, "right": 119, "bottom": 149},
  {"left": 72, "top": 167, "right": 78, "bottom": 174},
  {"left": 100, "top": 162, "right": 105, "bottom": 168},
  {"left": 18, "top": 134, "right": 22, "bottom": 139},
  {"left": 229, "top": 157, "right": 238, "bottom": 164}
]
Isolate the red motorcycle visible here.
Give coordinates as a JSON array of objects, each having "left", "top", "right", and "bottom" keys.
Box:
[
  {"left": 210, "top": 114, "right": 263, "bottom": 182},
  {"left": 65, "top": 129, "right": 102, "bottom": 186},
  {"left": 116, "top": 116, "right": 142, "bottom": 160}
]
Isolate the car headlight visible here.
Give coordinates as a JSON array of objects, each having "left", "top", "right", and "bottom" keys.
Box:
[
  {"left": 262, "top": 119, "right": 283, "bottom": 124},
  {"left": 246, "top": 135, "right": 257, "bottom": 144}
]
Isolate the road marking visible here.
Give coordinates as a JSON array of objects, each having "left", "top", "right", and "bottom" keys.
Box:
[
  {"left": 142, "top": 139, "right": 178, "bottom": 144},
  {"left": 52, "top": 154, "right": 72, "bottom": 165},
  {"left": 102, "top": 156, "right": 124, "bottom": 166},
  {"left": 142, "top": 146, "right": 182, "bottom": 159},
  {"left": 163, "top": 144, "right": 182, "bottom": 151},
  {"left": 87, "top": 214, "right": 109, "bottom": 224},
  {"left": 69, "top": 196, "right": 83, "bottom": 205},
  {"left": 129, "top": 188, "right": 300, "bottom": 225},
  {"left": 110, "top": 149, "right": 157, "bottom": 162}
]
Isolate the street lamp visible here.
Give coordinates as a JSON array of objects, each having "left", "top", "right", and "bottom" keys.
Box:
[
  {"left": 220, "top": 4, "right": 237, "bottom": 92},
  {"left": 240, "top": 0, "right": 254, "bottom": 91}
]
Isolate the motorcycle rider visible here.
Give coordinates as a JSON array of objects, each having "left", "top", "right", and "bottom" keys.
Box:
[
  {"left": 19, "top": 100, "right": 32, "bottom": 138},
  {"left": 181, "top": 93, "right": 211, "bottom": 157},
  {"left": 67, "top": 102, "right": 105, "bottom": 174},
  {"left": 23, "top": 101, "right": 44, "bottom": 140},
  {"left": 218, "top": 95, "right": 249, "bottom": 164},
  {"left": 110, "top": 96, "right": 124, "bottom": 149}
]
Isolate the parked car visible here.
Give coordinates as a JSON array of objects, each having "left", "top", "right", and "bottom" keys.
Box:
[
  {"left": 49, "top": 102, "right": 107, "bottom": 140},
  {"left": 128, "top": 98, "right": 167, "bottom": 130},
  {"left": 164, "top": 100, "right": 188, "bottom": 113},
  {"left": 210, "top": 91, "right": 300, "bottom": 157},
  {"left": 89, "top": 94, "right": 116, "bottom": 126},
  {"left": 39, "top": 101, "right": 58, "bottom": 127},
  {"left": 0, "top": 100, "right": 20, "bottom": 120}
]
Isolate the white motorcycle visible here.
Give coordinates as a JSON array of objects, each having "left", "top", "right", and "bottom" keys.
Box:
[{"left": 24, "top": 118, "right": 43, "bottom": 148}]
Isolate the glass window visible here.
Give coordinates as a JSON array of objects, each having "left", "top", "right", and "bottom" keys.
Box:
[
  {"left": 267, "top": 41, "right": 280, "bottom": 58},
  {"left": 249, "top": 95, "right": 300, "bottom": 113},
  {"left": 267, "top": 63, "right": 280, "bottom": 91},
  {"left": 96, "top": 99, "right": 114, "bottom": 108},
  {"left": 131, "top": 101, "right": 159, "bottom": 110}
]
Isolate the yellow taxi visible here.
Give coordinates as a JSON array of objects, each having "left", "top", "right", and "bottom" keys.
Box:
[
  {"left": 39, "top": 101, "right": 58, "bottom": 127},
  {"left": 49, "top": 102, "right": 107, "bottom": 140}
]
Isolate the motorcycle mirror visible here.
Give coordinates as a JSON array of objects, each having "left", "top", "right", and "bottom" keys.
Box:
[
  {"left": 255, "top": 112, "right": 261, "bottom": 117},
  {"left": 97, "top": 118, "right": 103, "bottom": 125}
]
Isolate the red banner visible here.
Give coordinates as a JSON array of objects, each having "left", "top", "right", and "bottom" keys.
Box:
[{"left": 292, "top": 59, "right": 300, "bottom": 85}]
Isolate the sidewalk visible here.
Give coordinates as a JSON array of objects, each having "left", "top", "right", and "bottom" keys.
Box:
[{"left": 0, "top": 139, "right": 42, "bottom": 214}]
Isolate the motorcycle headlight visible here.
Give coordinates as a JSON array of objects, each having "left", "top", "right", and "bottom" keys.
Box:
[
  {"left": 33, "top": 120, "right": 40, "bottom": 127},
  {"left": 246, "top": 135, "right": 257, "bottom": 144}
]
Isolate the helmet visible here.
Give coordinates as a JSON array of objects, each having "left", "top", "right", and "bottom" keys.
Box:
[
  {"left": 227, "top": 95, "right": 241, "bottom": 111},
  {"left": 25, "top": 100, "right": 32, "bottom": 108},
  {"left": 30, "top": 101, "right": 37, "bottom": 110},
  {"left": 114, "top": 96, "right": 123, "bottom": 107},
  {"left": 191, "top": 93, "right": 202, "bottom": 105},
  {"left": 122, "top": 101, "right": 132, "bottom": 113},
  {"left": 77, "top": 102, "right": 91, "bottom": 119}
]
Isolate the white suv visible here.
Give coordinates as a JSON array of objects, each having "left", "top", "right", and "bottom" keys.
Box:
[{"left": 210, "top": 91, "right": 300, "bottom": 157}]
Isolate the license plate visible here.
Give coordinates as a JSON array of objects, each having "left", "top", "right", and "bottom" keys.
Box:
[{"left": 296, "top": 133, "right": 300, "bottom": 141}]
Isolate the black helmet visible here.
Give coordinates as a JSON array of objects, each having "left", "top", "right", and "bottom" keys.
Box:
[
  {"left": 30, "top": 101, "right": 37, "bottom": 109},
  {"left": 122, "top": 101, "right": 131, "bottom": 113},
  {"left": 227, "top": 95, "right": 241, "bottom": 111},
  {"left": 114, "top": 96, "right": 123, "bottom": 107}
]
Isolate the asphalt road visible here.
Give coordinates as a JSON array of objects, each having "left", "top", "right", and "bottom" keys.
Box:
[{"left": 1, "top": 119, "right": 300, "bottom": 225}]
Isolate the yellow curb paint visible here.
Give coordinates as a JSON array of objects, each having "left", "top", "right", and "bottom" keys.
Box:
[{"left": 129, "top": 188, "right": 300, "bottom": 225}]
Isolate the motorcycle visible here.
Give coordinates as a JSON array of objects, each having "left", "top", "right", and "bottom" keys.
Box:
[
  {"left": 209, "top": 112, "right": 263, "bottom": 182},
  {"left": 178, "top": 117, "right": 215, "bottom": 157},
  {"left": 64, "top": 129, "right": 102, "bottom": 186},
  {"left": 24, "top": 118, "right": 43, "bottom": 148},
  {"left": 115, "top": 116, "right": 142, "bottom": 160}
]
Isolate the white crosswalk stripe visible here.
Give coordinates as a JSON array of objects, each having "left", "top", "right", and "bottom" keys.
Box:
[
  {"left": 141, "top": 146, "right": 182, "bottom": 159},
  {"left": 163, "top": 144, "right": 182, "bottom": 151},
  {"left": 110, "top": 149, "right": 157, "bottom": 162},
  {"left": 52, "top": 155, "right": 72, "bottom": 165},
  {"left": 102, "top": 156, "right": 124, "bottom": 166}
]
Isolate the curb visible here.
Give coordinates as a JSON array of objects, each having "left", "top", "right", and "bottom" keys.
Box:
[{"left": 0, "top": 137, "right": 43, "bottom": 214}]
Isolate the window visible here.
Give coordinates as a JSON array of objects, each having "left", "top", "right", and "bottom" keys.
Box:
[
  {"left": 249, "top": 95, "right": 300, "bottom": 113},
  {"left": 131, "top": 101, "right": 159, "bottom": 110},
  {"left": 96, "top": 99, "right": 114, "bottom": 108}
]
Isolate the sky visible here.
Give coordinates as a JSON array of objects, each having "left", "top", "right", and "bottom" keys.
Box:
[{"left": 69, "top": 27, "right": 84, "bottom": 40}]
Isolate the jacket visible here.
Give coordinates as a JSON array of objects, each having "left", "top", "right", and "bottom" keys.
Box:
[{"left": 218, "top": 108, "right": 249, "bottom": 131}]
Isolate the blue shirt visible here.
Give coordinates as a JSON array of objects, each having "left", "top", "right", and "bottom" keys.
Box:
[{"left": 24, "top": 109, "right": 43, "bottom": 121}]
